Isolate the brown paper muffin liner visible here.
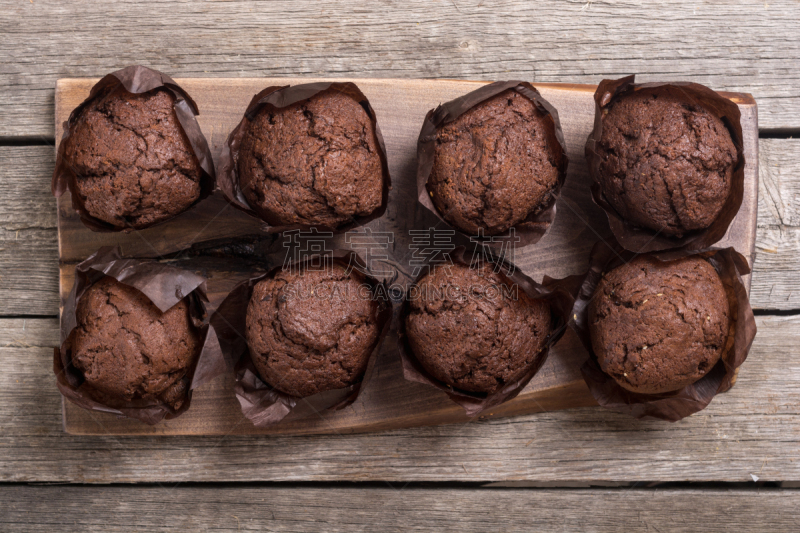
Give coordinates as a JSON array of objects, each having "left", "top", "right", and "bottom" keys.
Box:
[
  {"left": 584, "top": 75, "right": 746, "bottom": 253},
  {"left": 54, "top": 247, "right": 226, "bottom": 425},
  {"left": 52, "top": 65, "right": 216, "bottom": 233},
  {"left": 416, "top": 81, "right": 569, "bottom": 249},
  {"left": 571, "top": 240, "right": 757, "bottom": 421},
  {"left": 210, "top": 250, "right": 393, "bottom": 428},
  {"left": 397, "top": 246, "right": 581, "bottom": 417},
  {"left": 216, "top": 82, "right": 392, "bottom": 233}
]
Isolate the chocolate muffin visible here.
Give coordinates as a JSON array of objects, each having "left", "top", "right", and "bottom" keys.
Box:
[
  {"left": 71, "top": 277, "right": 202, "bottom": 410},
  {"left": 62, "top": 87, "right": 203, "bottom": 229},
  {"left": 237, "top": 89, "right": 384, "bottom": 228},
  {"left": 426, "top": 89, "right": 561, "bottom": 236},
  {"left": 595, "top": 89, "right": 737, "bottom": 237},
  {"left": 589, "top": 255, "right": 731, "bottom": 394},
  {"left": 245, "top": 263, "right": 382, "bottom": 397},
  {"left": 405, "top": 262, "right": 552, "bottom": 394}
]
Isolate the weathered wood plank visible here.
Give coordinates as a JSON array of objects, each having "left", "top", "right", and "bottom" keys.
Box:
[
  {"left": 753, "top": 139, "right": 800, "bottom": 310},
  {"left": 0, "top": 146, "right": 58, "bottom": 316},
  {"left": 1, "top": 0, "right": 800, "bottom": 136},
  {"left": 2, "top": 140, "right": 797, "bottom": 315},
  {"left": 2, "top": 486, "right": 798, "bottom": 532},
  {"left": 1, "top": 314, "right": 799, "bottom": 482}
]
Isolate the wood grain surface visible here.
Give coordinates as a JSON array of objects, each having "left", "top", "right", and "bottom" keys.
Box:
[
  {"left": 2, "top": 314, "right": 799, "bottom": 483},
  {"left": 3, "top": 5, "right": 800, "bottom": 527},
  {"left": 3, "top": 485, "right": 799, "bottom": 532},
  {"left": 2, "top": 0, "right": 799, "bottom": 134},
  {"left": 53, "top": 78, "right": 758, "bottom": 436}
]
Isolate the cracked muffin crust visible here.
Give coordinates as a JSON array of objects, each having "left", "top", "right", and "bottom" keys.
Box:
[
  {"left": 71, "top": 277, "right": 202, "bottom": 410},
  {"left": 63, "top": 87, "right": 203, "bottom": 229},
  {"left": 245, "top": 263, "right": 382, "bottom": 397},
  {"left": 589, "top": 255, "right": 731, "bottom": 394},
  {"left": 404, "top": 262, "right": 552, "bottom": 394},
  {"left": 426, "top": 89, "right": 561, "bottom": 236},
  {"left": 595, "top": 89, "right": 737, "bottom": 237},
  {"left": 237, "top": 89, "right": 384, "bottom": 228}
]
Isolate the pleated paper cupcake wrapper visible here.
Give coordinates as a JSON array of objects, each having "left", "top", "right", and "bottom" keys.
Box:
[
  {"left": 570, "top": 240, "right": 757, "bottom": 421},
  {"left": 210, "top": 250, "right": 393, "bottom": 428},
  {"left": 416, "top": 81, "right": 569, "bottom": 249},
  {"left": 54, "top": 246, "right": 226, "bottom": 425},
  {"left": 216, "top": 82, "right": 392, "bottom": 234},
  {"left": 52, "top": 65, "right": 216, "bottom": 232},
  {"left": 584, "top": 75, "right": 746, "bottom": 253},
  {"left": 397, "top": 246, "right": 582, "bottom": 417}
]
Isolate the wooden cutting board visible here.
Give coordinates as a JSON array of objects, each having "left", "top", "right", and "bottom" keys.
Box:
[{"left": 55, "top": 78, "right": 758, "bottom": 435}]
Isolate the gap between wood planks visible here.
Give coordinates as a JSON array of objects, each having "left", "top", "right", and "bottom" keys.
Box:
[
  {"left": 759, "top": 129, "right": 800, "bottom": 139},
  {"left": 0, "top": 128, "right": 794, "bottom": 147},
  {"left": 753, "top": 309, "right": 800, "bottom": 316},
  {"left": 0, "top": 136, "right": 55, "bottom": 146},
  {"left": 0, "top": 130, "right": 794, "bottom": 148}
]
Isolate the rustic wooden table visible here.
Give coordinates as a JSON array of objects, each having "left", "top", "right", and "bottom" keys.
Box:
[{"left": 1, "top": 1, "right": 799, "bottom": 531}]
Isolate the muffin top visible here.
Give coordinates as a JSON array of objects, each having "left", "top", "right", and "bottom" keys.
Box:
[
  {"left": 426, "top": 89, "right": 561, "bottom": 236},
  {"left": 71, "top": 276, "right": 202, "bottom": 410},
  {"left": 63, "top": 87, "right": 203, "bottom": 229},
  {"left": 245, "top": 263, "right": 382, "bottom": 397},
  {"left": 237, "top": 89, "right": 384, "bottom": 228},
  {"left": 589, "top": 255, "right": 730, "bottom": 394},
  {"left": 595, "top": 89, "right": 737, "bottom": 237},
  {"left": 405, "top": 262, "right": 552, "bottom": 394}
]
